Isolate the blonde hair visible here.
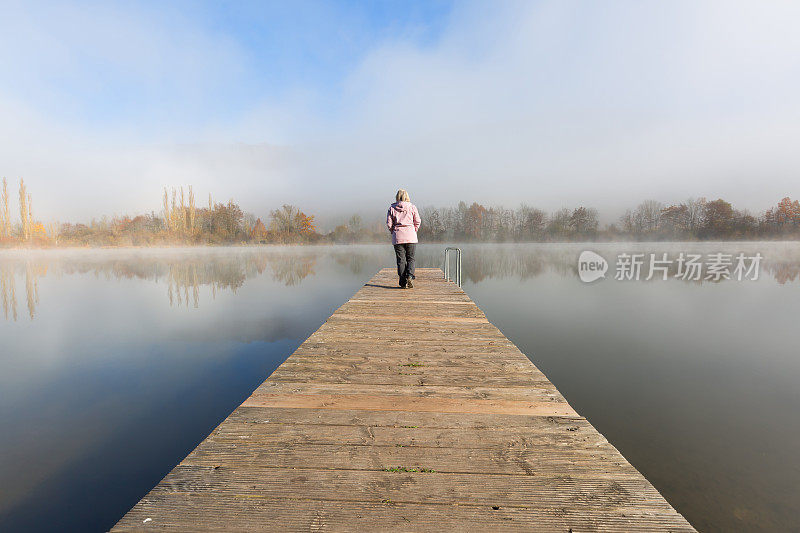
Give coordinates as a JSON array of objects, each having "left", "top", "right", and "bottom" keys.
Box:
[{"left": 395, "top": 189, "right": 410, "bottom": 202}]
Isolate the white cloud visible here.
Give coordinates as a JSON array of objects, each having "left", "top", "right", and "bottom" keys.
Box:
[
  {"left": 300, "top": 0, "right": 800, "bottom": 215},
  {"left": 2, "top": 0, "right": 800, "bottom": 223}
]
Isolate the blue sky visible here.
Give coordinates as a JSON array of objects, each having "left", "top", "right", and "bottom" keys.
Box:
[
  {"left": 1, "top": 0, "right": 452, "bottom": 139},
  {"left": 1, "top": 1, "right": 800, "bottom": 224}
]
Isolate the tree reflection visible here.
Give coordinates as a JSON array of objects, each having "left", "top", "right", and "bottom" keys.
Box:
[
  {"left": 0, "top": 249, "right": 330, "bottom": 319},
  {"left": 1, "top": 261, "right": 45, "bottom": 320},
  {"left": 2, "top": 244, "right": 800, "bottom": 321},
  {"left": 269, "top": 254, "right": 316, "bottom": 286}
]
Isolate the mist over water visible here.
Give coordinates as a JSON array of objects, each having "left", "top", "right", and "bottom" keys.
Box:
[{"left": 1, "top": 243, "right": 799, "bottom": 531}]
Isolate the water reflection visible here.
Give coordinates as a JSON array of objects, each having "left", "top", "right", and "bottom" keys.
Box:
[
  {"left": 0, "top": 246, "right": 388, "bottom": 532},
  {"left": 1, "top": 262, "right": 46, "bottom": 320},
  {"left": 0, "top": 248, "right": 368, "bottom": 319},
  {"left": 3, "top": 243, "right": 800, "bottom": 321},
  {"left": 450, "top": 242, "right": 800, "bottom": 285},
  {"left": 1, "top": 243, "right": 799, "bottom": 531}
]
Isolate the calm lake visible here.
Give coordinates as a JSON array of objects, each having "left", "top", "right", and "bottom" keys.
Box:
[{"left": 1, "top": 243, "right": 799, "bottom": 532}]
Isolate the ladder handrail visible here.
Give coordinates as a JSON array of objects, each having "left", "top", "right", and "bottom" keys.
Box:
[{"left": 443, "top": 247, "right": 462, "bottom": 287}]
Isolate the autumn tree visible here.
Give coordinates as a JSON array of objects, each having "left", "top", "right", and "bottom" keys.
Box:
[
  {"left": 701, "top": 198, "right": 735, "bottom": 237},
  {"left": 27, "top": 193, "right": 33, "bottom": 239},
  {"left": 188, "top": 185, "right": 196, "bottom": 235},
  {"left": 19, "top": 179, "right": 29, "bottom": 240},
  {"left": 250, "top": 218, "right": 268, "bottom": 241},
  {"left": 297, "top": 211, "right": 316, "bottom": 235},
  {"left": 660, "top": 204, "right": 690, "bottom": 235},
  {"left": 269, "top": 204, "right": 317, "bottom": 241},
  {"left": 179, "top": 187, "right": 186, "bottom": 233},
  {"left": 204, "top": 200, "right": 244, "bottom": 241},
  {"left": 171, "top": 188, "right": 178, "bottom": 232},
  {"left": 775, "top": 197, "right": 800, "bottom": 225},
  {"left": 0, "top": 177, "right": 9, "bottom": 238},
  {"left": 162, "top": 188, "right": 171, "bottom": 233},
  {"left": 462, "top": 202, "right": 488, "bottom": 240}
]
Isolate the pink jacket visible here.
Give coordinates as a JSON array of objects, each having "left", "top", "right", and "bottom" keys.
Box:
[{"left": 387, "top": 201, "right": 421, "bottom": 244}]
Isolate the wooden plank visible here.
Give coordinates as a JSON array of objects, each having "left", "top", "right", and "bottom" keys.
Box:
[
  {"left": 113, "top": 268, "right": 694, "bottom": 531},
  {"left": 241, "top": 394, "right": 578, "bottom": 417},
  {"left": 139, "top": 465, "right": 681, "bottom": 512}
]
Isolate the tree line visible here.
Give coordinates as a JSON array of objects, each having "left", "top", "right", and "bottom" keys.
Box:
[
  {"left": 418, "top": 197, "right": 800, "bottom": 241},
  {"left": 0, "top": 180, "right": 331, "bottom": 246},
  {"left": 1, "top": 177, "right": 799, "bottom": 246}
]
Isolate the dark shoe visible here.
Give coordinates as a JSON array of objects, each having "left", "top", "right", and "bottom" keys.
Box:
[
  {"left": 399, "top": 279, "right": 406, "bottom": 288},
  {"left": 406, "top": 279, "right": 413, "bottom": 288}
]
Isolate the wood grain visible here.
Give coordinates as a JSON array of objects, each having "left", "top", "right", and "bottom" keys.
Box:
[{"left": 113, "top": 267, "right": 694, "bottom": 531}]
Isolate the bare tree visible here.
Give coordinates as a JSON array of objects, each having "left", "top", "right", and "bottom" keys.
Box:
[
  {"left": 569, "top": 207, "right": 599, "bottom": 235},
  {"left": 638, "top": 200, "right": 663, "bottom": 232},
  {"left": 270, "top": 204, "right": 301, "bottom": 233},
  {"left": 685, "top": 197, "right": 706, "bottom": 232}
]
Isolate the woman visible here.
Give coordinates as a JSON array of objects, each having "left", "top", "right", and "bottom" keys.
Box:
[{"left": 387, "top": 189, "right": 421, "bottom": 288}]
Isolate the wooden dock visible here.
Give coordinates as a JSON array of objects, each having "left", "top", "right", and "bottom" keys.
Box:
[{"left": 114, "top": 268, "right": 694, "bottom": 531}]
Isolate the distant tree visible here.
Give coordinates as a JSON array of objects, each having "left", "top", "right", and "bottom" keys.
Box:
[
  {"left": 179, "top": 187, "right": 187, "bottom": 234},
  {"left": 462, "top": 203, "right": 488, "bottom": 240},
  {"left": 701, "top": 198, "right": 735, "bottom": 238},
  {"left": 0, "top": 177, "right": 8, "bottom": 238},
  {"left": 297, "top": 212, "right": 316, "bottom": 235},
  {"left": 419, "top": 207, "right": 446, "bottom": 241},
  {"left": 250, "top": 218, "right": 268, "bottom": 241},
  {"left": 776, "top": 197, "right": 800, "bottom": 225},
  {"left": 18, "top": 179, "right": 29, "bottom": 240},
  {"left": 620, "top": 200, "right": 663, "bottom": 236},
  {"left": 347, "top": 214, "right": 362, "bottom": 231},
  {"left": 330, "top": 224, "right": 350, "bottom": 243},
  {"left": 517, "top": 205, "right": 546, "bottom": 241},
  {"left": 684, "top": 197, "right": 706, "bottom": 232},
  {"left": 569, "top": 207, "right": 599, "bottom": 236},
  {"left": 547, "top": 208, "right": 572, "bottom": 239},
  {"left": 635, "top": 200, "right": 663, "bottom": 233},
  {"left": 489, "top": 206, "right": 515, "bottom": 241},
  {"left": 732, "top": 209, "right": 758, "bottom": 238},
  {"left": 31, "top": 222, "right": 46, "bottom": 239},
  {"left": 660, "top": 204, "right": 690, "bottom": 235},
  {"left": 270, "top": 204, "right": 316, "bottom": 242},
  {"left": 619, "top": 209, "right": 635, "bottom": 234},
  {"left": 162, "top": 188, "right": 171, "bottom": 233},
  {"left": 47, "top": 222, "right": 59, "bottom": 244},
  {"left": 203, "top": 200, "right": 244, "bottom": 241},
  {"left": 188, "top": 185, "right": 196, "bottom": 235},
  {"left": 270, "top": 205, "right": 300, "bottom": 234},
  {"left": 27, "top": 193, "right": 33, "bottom": 239}
]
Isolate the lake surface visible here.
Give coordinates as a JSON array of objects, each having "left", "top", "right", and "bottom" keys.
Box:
[{"left": 1, "top": 243, "right": 799, "bottom": 532}]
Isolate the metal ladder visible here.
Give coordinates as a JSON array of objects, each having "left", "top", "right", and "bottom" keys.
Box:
[{"left": 443, "top": 247, "right": 462, "bottom": 287}]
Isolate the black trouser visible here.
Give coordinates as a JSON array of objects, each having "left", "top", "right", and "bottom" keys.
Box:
[{"left": 393, "top": 243, "right": 416, "bottom": 285}]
